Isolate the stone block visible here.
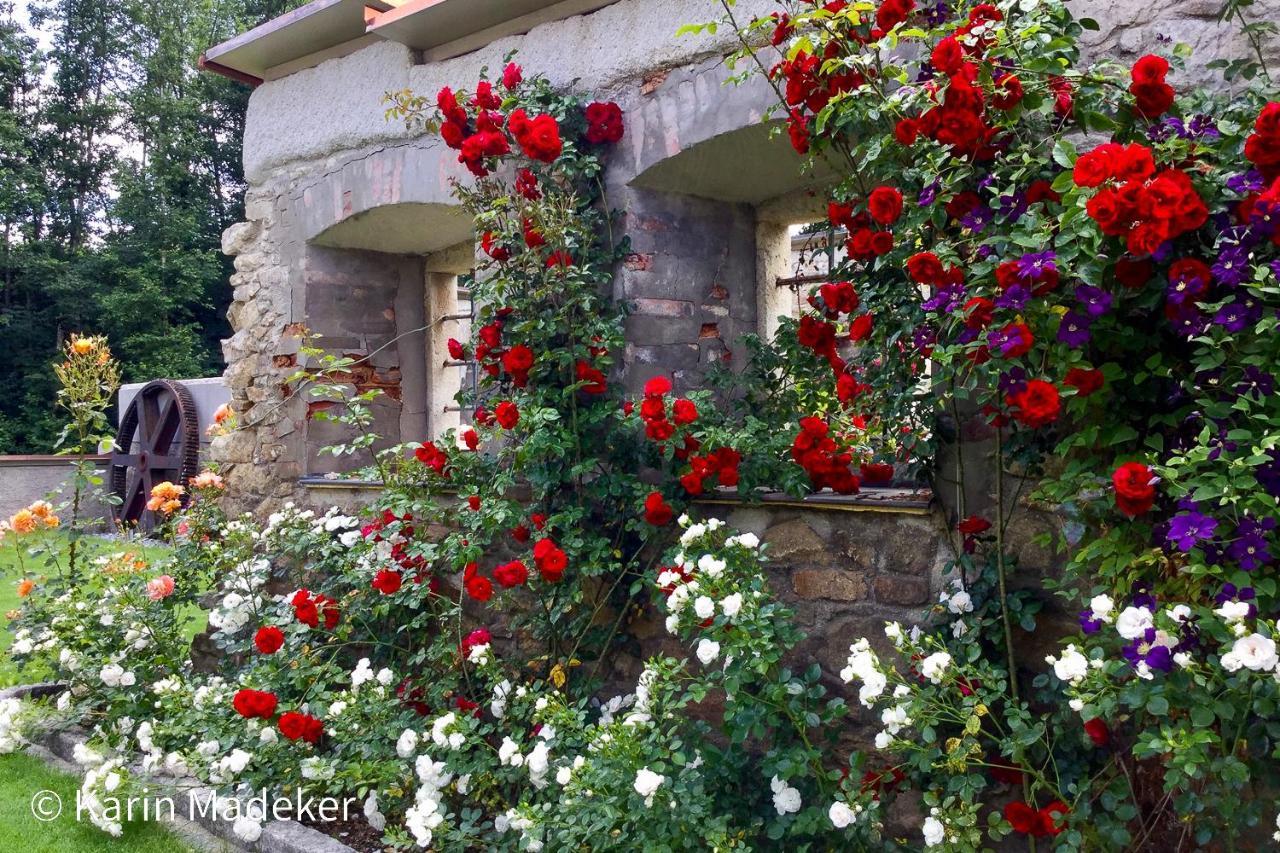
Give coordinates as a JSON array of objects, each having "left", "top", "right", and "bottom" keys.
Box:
[
  {"left": 762, "top": 518, "right": 827, "bottom": 560},
  {"left": 873, "top": 574, "right": 930, "bottom": 606},
  {"left": 792, "top": 569, "right": 869, "bottom": 601}
]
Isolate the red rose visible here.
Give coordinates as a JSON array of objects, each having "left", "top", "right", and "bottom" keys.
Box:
[
  {"left": 447, "top": 338, "right": 467, "bottom": 360},
  {"left": 906, "top": 252, "right": 944, "bottom": 284},
  {"left": 465, "top": 573, "right": 493, "bottom": 602},
  {"left": 1064, "top": 367, "right": 1105, "bottom": 397},
  {"left": 1073, "top": 148, "right": 1113, "bottom": 187},
  {"left": 848, "top": 313, "right": 874, "bottom": 342},
  {"left": 869, "top": 230, "right": 894, "bottom": 256},
  {"left": 511, "top": 524, "right": 530, "bottom": 543},
  {"left": 1130, "top": 80, "right": 1175, "bottom": 118},
  {"left": 644, "top": 492, "right": 673, "bottom": 526},
  {"left": 415, "top": 441, "right": 449, "bottom": 476},
  {"left": 467, "top": 495, "right": 481, "bottom": 511},
  {"left": 462, "top": 428, "right": 479, "bottom": 451},
  {"left": 502, "top": 344, "right": 534, "bottom": 381},
  {"left": 887, "top": 116, "right": 916, "bottom": 147},
  {"left": 1131, "top": 54, "right": 1170, "bottom": 84},
  {"left": 584, "top": 101, "right": 625, "bottom": 144},
  {"left": 532, "top": 538, "right": 568, "bottom": 583},
  {"left": 372, "top": 569, "right": 403, "bottom": 595},
  {"left": 278, "top": 711, "right": 323, "bottom": 744},
  {"left": 1025, "top": 180, "right": 1060, "bottom": 206},
  {"left": 993, "top": 73, "right": 1024, "bottom": 110},
  {"left": 672, "top": 399, "right": 698, "bottom": 425},
  {"left": 930, "top": 36, "right": 963, "bottom": 75},
  {"left": 1004, "top": 802, "right": 1039, "bottom": 835},
  {"left": 963, "top": 297, "right": 994, "bottom": 330},
  {"left": 292, "top": 589, "right": 319, "bottom": 627},
  {"left": 1008, "top": 380, "right": 1060, "bottom": 429},
  {"left": 875, "top": 0, "right": 915, "bottom": 31},
  {"left": 575, "top": 361, "right": 608, "bottom": 394},
  {"left": 957, "top": 515, "right": 991, "bottom": 535},
  {"left": 515, "top": 113, "right": 563, "bottom": 162},
  {"left": 495, "top": 401, "right": 520, "bottom": 429},
  {"left": 233, "top": 689, "right": 278, "bottom": 720},
  {"left": 1112, "top": 462, "right": 1156, "bottom": 517},
  {"left": 644, "top": 376, "right": 672, "bottom": 397},
  {"left": 254, "top": 626, "right": 285, "bottom": 655},
  {"left": 680, "top": 472, "right": 703, "bottom": 494},
  {"left": 494, "top": 560, "right": 529, "bottom": 588},
  {"left": 502, "top": 62, "right": 523, "bottom": 89},
  {"left": 867, "top": 186, "right": 904, "bottom": 225},
  {"left": 1084, "top": 718, "right": 1111, "bottom": 747}
]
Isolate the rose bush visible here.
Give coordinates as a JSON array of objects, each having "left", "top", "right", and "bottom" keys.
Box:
[{"left": 4, "top": 1, "right": 1280, "bottom": 848}]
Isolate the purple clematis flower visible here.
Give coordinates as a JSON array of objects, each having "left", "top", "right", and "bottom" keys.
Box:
[
  {"left": 1228, "top": 516, "right": 1275, "bottom": 570},
  {"left": 1122, "top": 628, "right": 1174, "bottom": 675},
  {"left": 1057, "top": 311, "right": 1092, "bottom": 348},
  {"left": 1166, "top": 508, "right": 1218, "bottom": 552},
  {"left": 1075, "top": 284, "right": 1113, "bottom": 318},
  {"left": 995, "top": 284, "right": 1031, "bottom": 311}
]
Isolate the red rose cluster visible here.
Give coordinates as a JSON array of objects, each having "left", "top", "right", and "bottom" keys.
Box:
[
  {"left": 1113, "top": 462, "right": 1156, "bottom": 517},
  {"left": 493, "top": 559, "right": 529, "bottom": 588},
  {"left": 291, "top": 589, "right": 340, "bottom": 630},
  {"left": 415, "top": 440, "right": 449, "bottom": 476},
  {"left": 828, "top": 200, "right": 894, "bottom": 263},
  {"left": 1004, "top": 800, "right": 1068, "bottom": 838},
  {"left": 1074, "top": 142, "right": 1208, "bottom": 256},
  {"left": 680, "top": 448, "right": 742, "bottom": 495},
  {"left": 799, "top": 276, "right": 876, "bottom": 373},
  {"left": 636, "top": 376, "right": 695, "bottom": 443},
  {"left": 773, "top": 49, "right": 867, "bottom": 154},
  {"left": 278, "top": 710, "right": 324, "bottom": 744},
  {"left": 896, "top": 5, "right": 1010, "bottom": 160},
  {"left": 1128, "top": 55, "right": 1174, "bottom": 119},
  {"left": 583, "top": 102, "right": 625, "bottom": 145},
  {"left": 435, "top": 66, "right": 565, "bottom": 177},
  {"left": 464, "top": 562, "right": 493, "bottom": 602},
  {"left": 790, "top": 416, "right": 859, "bottom": 494},
  {"left": 372, "top": 568, "right": 403, "bottom": 595},
  {"left": 233, "top": 688, "right": 277, "bottom": 720},
  {"left": 533, "top": 538, "right": 568, "bottom": 583}
]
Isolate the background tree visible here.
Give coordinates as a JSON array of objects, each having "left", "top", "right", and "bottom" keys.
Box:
[{"left": 0, "top": 0, "right": 303, "bottom": 452}]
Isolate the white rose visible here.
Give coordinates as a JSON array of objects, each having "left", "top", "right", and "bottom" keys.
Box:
[
  {"left": 1115, "top": 606, "right": 1153, "bottom": 640},
  {"left": 923, "top": 815, "right": 946, "bottom": 847},
  {"left": 919, "top": 652, "right": 951, "bottom": 684},
  {"left": 696, "top": 639, "right": 721, "bottom": 665},
  {"left": 693, "top": 596, "right": 715, "bottom": 620},
  {"left": 829, "top": 801, "right": 860, "bottom": 829}
]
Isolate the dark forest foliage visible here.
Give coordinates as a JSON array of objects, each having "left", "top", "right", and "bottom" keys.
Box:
[{"left": 0, "top": 0, "right": 302, "bottom": 452}]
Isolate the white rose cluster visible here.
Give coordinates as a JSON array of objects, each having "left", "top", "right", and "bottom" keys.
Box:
[{"left": 839, "top": 638, "right": 887, "bottom": 708}]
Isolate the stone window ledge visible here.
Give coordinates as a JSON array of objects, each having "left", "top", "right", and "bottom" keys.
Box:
[{"left": 298, "top": 477, "right": 934, "bottom": 515}]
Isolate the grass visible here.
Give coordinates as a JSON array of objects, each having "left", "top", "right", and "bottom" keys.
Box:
[{"left": 0, "top": 752, "right": 195, "bottom": 852}]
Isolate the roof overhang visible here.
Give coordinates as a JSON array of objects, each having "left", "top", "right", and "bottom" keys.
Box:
[
  {"left": 369, "top": 0, "right": 621, "bottom": 59},
  {"left": 201, "top": 0, "right": 400, "bottom": 84},
  {"left": 201, "top": 0, "right": 623, "bottom": 84}
]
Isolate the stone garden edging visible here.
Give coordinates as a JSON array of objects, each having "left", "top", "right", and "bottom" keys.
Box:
[{"left": 0, "top": 682, "right": 358, "bottom": 853}]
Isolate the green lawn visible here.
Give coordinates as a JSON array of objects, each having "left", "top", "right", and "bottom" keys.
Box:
[{"left": 0, "top": 752, "right": 194, "bottom": 852}]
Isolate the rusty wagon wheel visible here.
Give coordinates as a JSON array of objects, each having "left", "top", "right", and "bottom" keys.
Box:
[{"left": 109, "top": 379, "right": 201, "bottom": 533}]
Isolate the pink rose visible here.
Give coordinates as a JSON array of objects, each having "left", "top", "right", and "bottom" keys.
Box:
[{"left": 146, "top": 575, "right": 175, "bottom": 601}]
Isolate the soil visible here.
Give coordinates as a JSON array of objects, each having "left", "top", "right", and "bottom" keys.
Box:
[{"left": 304, "top": 813, "right": 388, "bottom": 852}]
